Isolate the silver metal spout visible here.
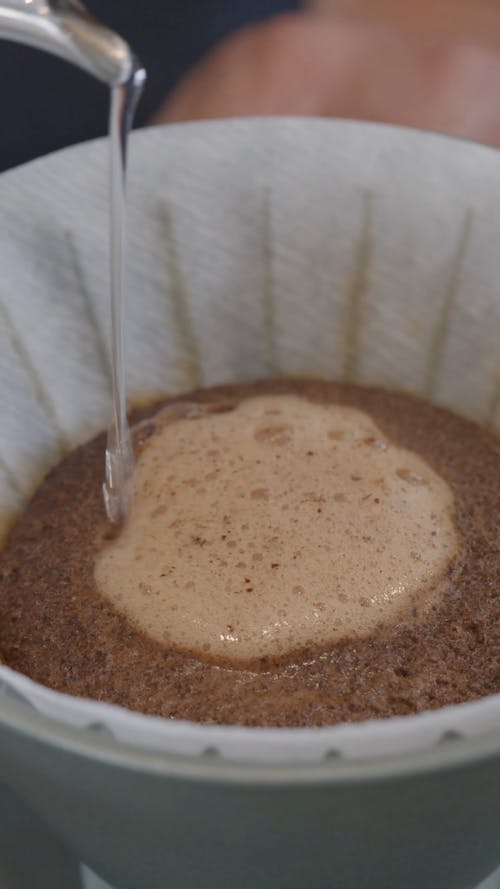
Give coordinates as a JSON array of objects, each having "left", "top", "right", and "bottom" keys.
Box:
[{"left": 0, "top": 0, "right": 134, "bottom": 86}]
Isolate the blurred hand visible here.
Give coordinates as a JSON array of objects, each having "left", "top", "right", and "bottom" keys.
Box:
[
  {"left": 313, "top": 0, "right": 500, "bottom": 49},
  {"left": 153, "top": 11, "right": 500, "bottom": 147}
]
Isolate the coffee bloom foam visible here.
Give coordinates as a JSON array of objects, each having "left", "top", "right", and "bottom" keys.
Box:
[{"left": 95, "top": 395, "right": 459, "bottom": 662}]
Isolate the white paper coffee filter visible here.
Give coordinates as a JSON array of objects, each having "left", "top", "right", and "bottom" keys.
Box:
[{"left": 0, "top": 118, "right": 498, "bottom": 763}]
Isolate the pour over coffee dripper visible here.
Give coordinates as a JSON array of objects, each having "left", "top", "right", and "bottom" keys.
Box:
[
  {"left": 0, "top": 0, "right": 134, "bottom": 86},
  {"left": 0, "top": 118, "right": 499, "bottom": 889}
]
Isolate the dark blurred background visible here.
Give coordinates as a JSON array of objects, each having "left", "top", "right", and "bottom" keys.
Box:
[
  {"left": 0, "top": 0, "right": 299, "bottom": 171},
  {"left": 4, "top": 0, "right": 500, "bottom": 173}
]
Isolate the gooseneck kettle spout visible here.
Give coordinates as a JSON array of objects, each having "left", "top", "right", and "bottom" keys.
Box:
[{"left": 0, "top": 0, "right": 135, "bottom": 86}]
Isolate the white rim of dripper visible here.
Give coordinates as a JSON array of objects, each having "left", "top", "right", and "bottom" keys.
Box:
[
  {"left": 0, "top": 667, "right": 500, "bottom": 779},
  {"left": 1, "top": 662, "right": 499, "bottom": 768}
]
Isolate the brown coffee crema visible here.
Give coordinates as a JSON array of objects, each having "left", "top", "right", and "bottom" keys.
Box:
[
  {"left": 95, "top": 395, "right": 458, "bottom": 663},
  {"left": 0, "top": 379, "right": 498, "bottom": 727}
]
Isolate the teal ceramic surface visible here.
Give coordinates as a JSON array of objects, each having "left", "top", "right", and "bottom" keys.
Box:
[
  {"left": 0, "top": 696, "right": 499, "bottom": 889},
  {"left": 0, "top": 780, "right": 80, "bottom": 888}
]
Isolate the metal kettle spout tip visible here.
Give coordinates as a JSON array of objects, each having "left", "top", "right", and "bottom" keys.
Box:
[{"left": 0, "top": 0, "right": 139, "bottom": 87}]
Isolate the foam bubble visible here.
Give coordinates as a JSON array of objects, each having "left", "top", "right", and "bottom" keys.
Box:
[{"left": 95, "top": 395, "right": 460, "bottom": 662}]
